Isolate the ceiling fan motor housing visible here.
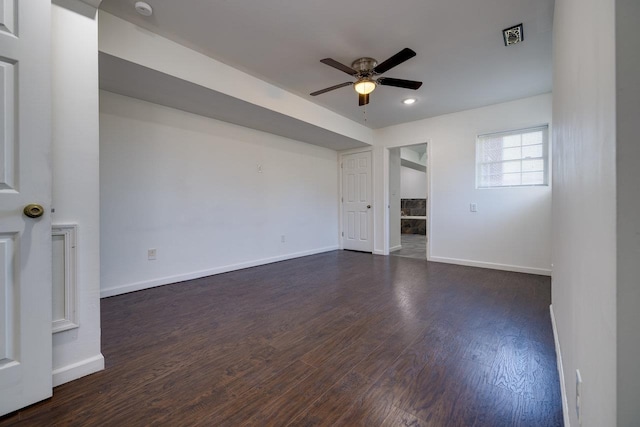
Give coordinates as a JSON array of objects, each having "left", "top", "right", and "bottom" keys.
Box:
[{"left": 351, "top": 57, "right": 378, "bottom": 75}]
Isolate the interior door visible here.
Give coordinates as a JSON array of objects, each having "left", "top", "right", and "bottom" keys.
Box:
[
  {"left": 342, "top": 151, "right": 373, "bottom": 252},
  {"left": 0, "top": 0, "right": 52, "bottom": 416}
]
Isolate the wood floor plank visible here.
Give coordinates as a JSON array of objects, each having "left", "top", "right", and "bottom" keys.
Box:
[
  {"left": 288, "top": 370, "right": 373, "bottom": 427},
  {"left": 194, "top": 360, "right": 316, "bottom": 426},
  {"left": 247, "top": 326, "right": 399, "bottom": 426},
  {"left": 286, "top": 316, "right": 420, "bottom": 426},
  {"left": 333, "top": 379, "right": 397, "bottom": 426},
  {"left": 333, "top": 324, "right": 448, "bottom": 427},
  {"left": 0, "top": 251, "right": 563, "bottom": 426},
  {"left": 380, "top": 405, "right": 432, "bottom": 427},
  {"left": 489, "top": 334, "right": 554, "bottom": 401}
]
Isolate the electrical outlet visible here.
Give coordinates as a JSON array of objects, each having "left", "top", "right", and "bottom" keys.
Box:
[
  {"left": 281, "top": 235, "right": 286, "bottom": 243},
  {"left": 148, "top": 248, "right": 157, "bottom": 260},
  {"left": 470, "top": 203, "right": 477, "bottom": 212},
  {"left": 576, "top": 369, "right": 583, "bottom": 425}
]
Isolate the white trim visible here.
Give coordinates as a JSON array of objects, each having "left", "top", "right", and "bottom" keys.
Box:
[
  {"left": 52, "top": 354, "right": 105, "bottom": 387},
  {"left": 550, "top": 305, "right": 570, "bottom": 427},
  {"left": 370, "top": 148, "right": 378, "bottom": 254},
  {"left": 426, "top": 142, "right": 432, "bottom": 261},
  {"left": 382, "top": 146, "right": 390, "bottom": 255},
  {"left": 372, "top": 249, "right": 385, "bottom": 256},
  {"left": 101, "top": 245, "right": 339, "bottom": 298},
  {"left": 389, "top": 245, "right": 402, "bottom": 252},
  {"left": 51, "top": 224, "right": 79, "bottom": 333},
  {"left": 428, "top": 256, "right": 551, "bottom": 276}
]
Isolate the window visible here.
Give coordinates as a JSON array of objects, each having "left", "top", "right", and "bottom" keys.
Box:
[{"left": 476, "top": 125, "right": 549, "bottom": 188}]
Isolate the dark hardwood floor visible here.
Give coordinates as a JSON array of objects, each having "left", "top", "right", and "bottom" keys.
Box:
[{"left": 1, "top": 251, "right": 563, "bottom": 426}]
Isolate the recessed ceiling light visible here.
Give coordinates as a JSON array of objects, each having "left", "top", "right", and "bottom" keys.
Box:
[
  {"left": 403, "top": 98, "right": 417, "bottom": 105},
  {"left": 135, "top": 1, "right": 153, "bottom": 17}
]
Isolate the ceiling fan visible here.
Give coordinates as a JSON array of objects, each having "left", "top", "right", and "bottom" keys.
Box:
[{"left": 310, "top": 48, "right": 423, "bottom": 106}]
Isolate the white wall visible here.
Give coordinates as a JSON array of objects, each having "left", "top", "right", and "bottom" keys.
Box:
[
  {"left": 616, "top": 0, "right": 640, "bottom": 425},
  {"left": 375, "top": 94, "right": 552, "bottom": 274},
  {"left": 401, "top": 167, "right": 427, "bottom": 199},
  {"left": 51, "top": 0, "right": 104, "bottom": 385},
  {"left": 100, "top": 91, "right": 339, "bottom": 297},
  {"left": 388, "top": 149, "right": 401, "bottom": 250},
  {"left": 552, "top": 0, "right": 617, "bottom": 425}
]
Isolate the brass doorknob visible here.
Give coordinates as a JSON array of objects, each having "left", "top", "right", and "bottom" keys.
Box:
[
  {"left": 367, "top": 205, "right": 371, "bottom": 209},
  {"left": 23, "top": 204, "right": 44, "bottom": 219}
]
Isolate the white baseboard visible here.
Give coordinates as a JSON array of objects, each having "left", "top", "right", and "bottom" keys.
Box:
[
  {"left": 550, "top": 304, "right": 570, "bottom": 427},
  {"left": 52, "top": 353, "right": 105, "bottom": 387},
  {"left": 428, "top": 256, "right": 551, "bottom": 276},
  {"left": 389, "top": 245, "right": 402, "bottom": 252},
  {"left": 372, "top": 249, "right": 385, "bottom": 256},
  {"left": 100, "top": 246, "right": 340, "bottom": 298}
]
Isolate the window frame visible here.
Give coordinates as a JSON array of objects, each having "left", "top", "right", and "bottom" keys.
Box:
[{"left": 475, "top": 125, "right": 549, "bottom": 189}]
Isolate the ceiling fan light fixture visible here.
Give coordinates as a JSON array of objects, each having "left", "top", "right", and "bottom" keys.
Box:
[{"left": 354, "top": 78, "right": 376, "bottom": 95}]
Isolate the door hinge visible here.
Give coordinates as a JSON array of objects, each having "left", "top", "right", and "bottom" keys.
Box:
[
  {"left": 341, "top": 231, "right": 344, "bottom": 237},
  {"left": 341, "top": 197, "right": 343, "bottom": 203},
  {"left": 341, "top": 162, "right": 343, "bottom": 168}
]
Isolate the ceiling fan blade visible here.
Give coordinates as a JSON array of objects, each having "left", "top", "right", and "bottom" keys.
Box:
[
  {"left": 358, "top": 93, "right": 370, "bottom": 106},
  {"left": 373, "top": 48, "right": 417, "bottom": 74},
  {"left": 377, "top": 77, "right": 423, "bottom": 90},
  {"left": 320, "top": 58, "right": 358, "bottom": 75},
  {"left": 310, "top": 82, "right": 353, "bottom": 96}
]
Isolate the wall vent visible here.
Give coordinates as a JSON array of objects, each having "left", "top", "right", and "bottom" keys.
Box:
[{"left": 503, "top": 23, "right": 524, "bottom": 46}]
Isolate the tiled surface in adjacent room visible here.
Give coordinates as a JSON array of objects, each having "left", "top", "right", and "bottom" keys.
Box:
[{"left": 391, "top": 234, "right": 427, "bottom": 259}]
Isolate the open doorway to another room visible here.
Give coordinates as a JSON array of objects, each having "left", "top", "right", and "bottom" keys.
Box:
[{"left": 389, "top": 144, "right": 428, "bottom": 259}]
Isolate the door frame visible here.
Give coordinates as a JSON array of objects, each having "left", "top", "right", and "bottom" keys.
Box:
[
  {"left": 382, "top": 141, "right": 432, "bottom": 259},
  {"left": 338, "top": 147, "right": 374, "bottom": 251}
]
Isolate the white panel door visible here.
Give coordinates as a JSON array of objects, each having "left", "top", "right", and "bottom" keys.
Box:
[
  {"left": 342, "top": 151, "right": 372, "bottom": 252},
  {"left": 0, "top": 0, "right": 52, "bottom": 416}
]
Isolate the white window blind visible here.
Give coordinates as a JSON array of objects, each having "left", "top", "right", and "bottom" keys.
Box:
[{"left": 476, "top": 125, "right": 549, "bottom": 188}]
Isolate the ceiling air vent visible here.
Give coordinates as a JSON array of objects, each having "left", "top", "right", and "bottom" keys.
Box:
[{"left": 503, "top": 23, "right": 523, "bottom": 46}]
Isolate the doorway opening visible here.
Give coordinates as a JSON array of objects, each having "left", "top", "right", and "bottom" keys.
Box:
[{"left": 388, "top": 143, "right": 428, "bottom": 259}]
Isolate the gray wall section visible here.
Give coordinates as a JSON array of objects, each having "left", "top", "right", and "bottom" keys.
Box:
[
  {"left": 552, "top": 0, "right": 617, "bottom": 425},
  {"left": 616, "top": 0, "right": 640, "bottom": 425}
]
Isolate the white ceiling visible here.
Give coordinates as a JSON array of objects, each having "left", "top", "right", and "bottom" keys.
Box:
[{"left": 99, "top": 0, "right": 554, "bottom": 129}]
